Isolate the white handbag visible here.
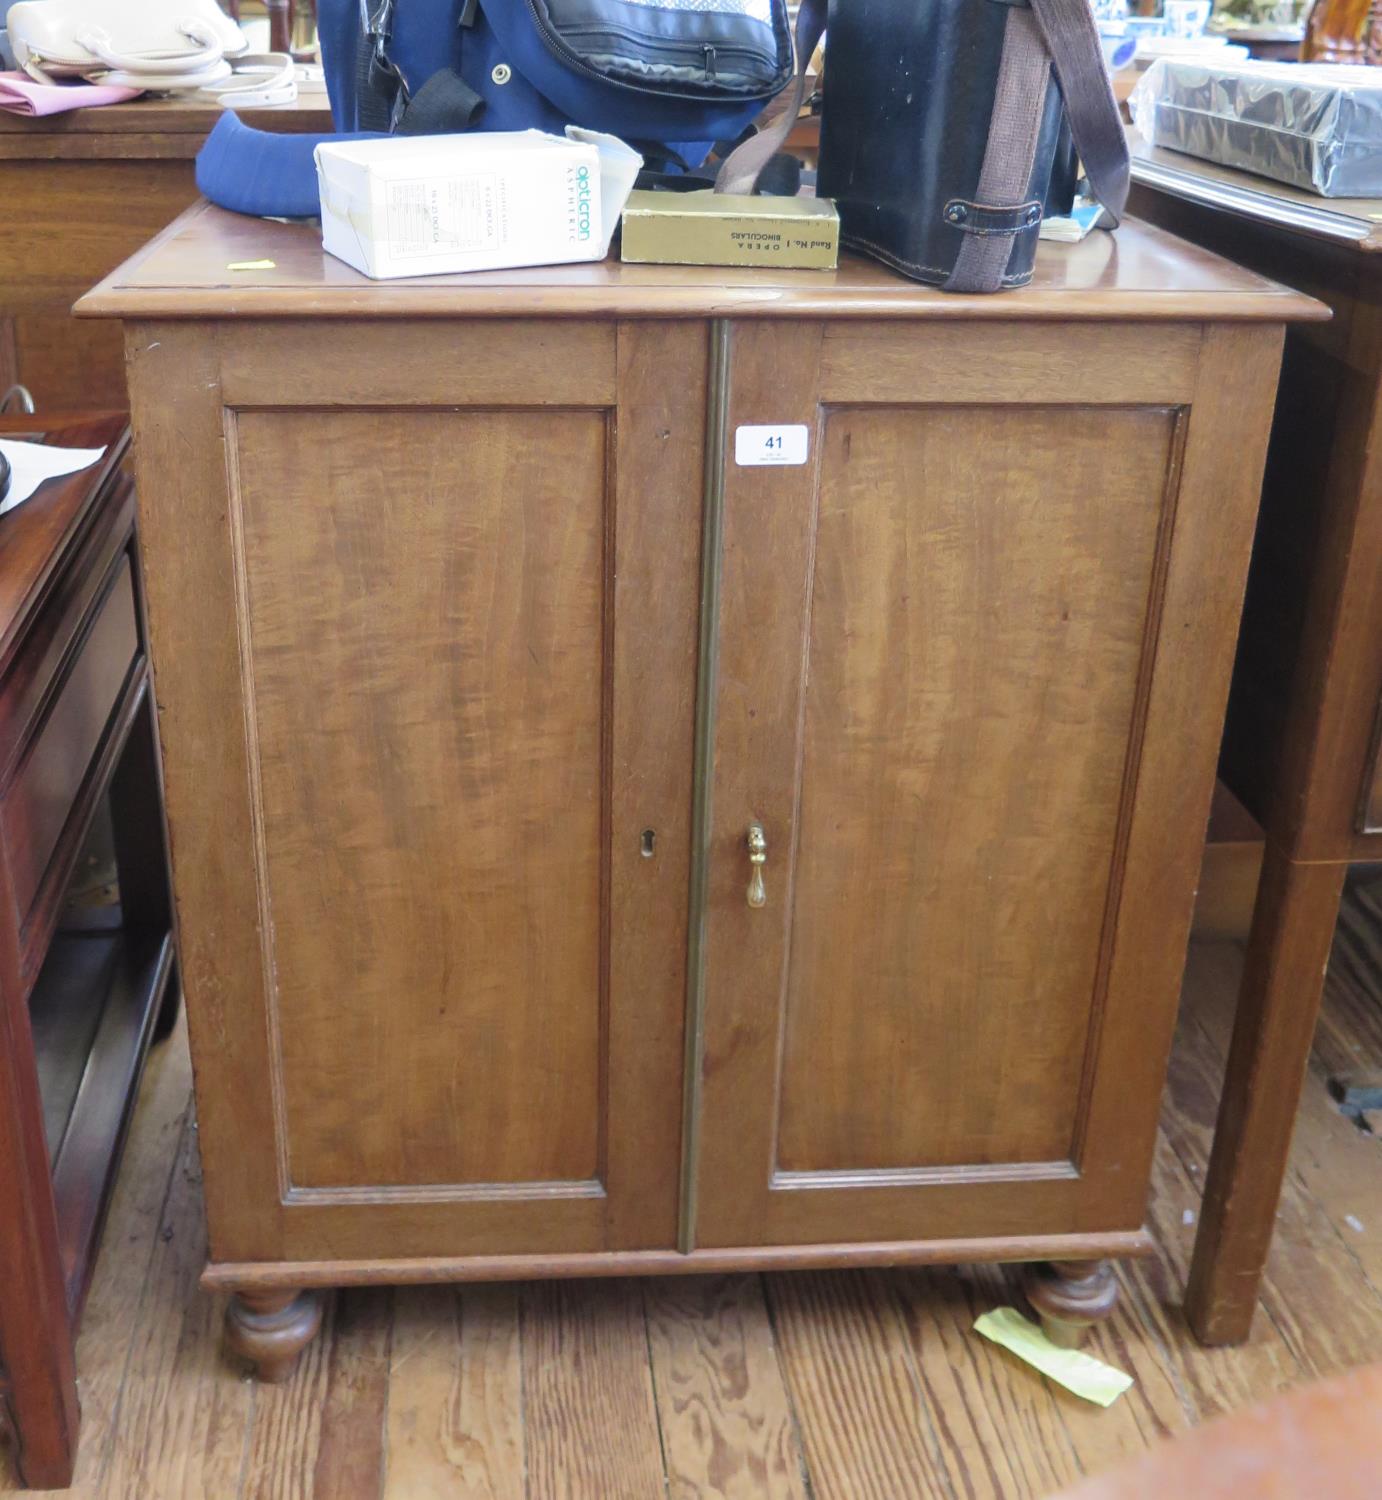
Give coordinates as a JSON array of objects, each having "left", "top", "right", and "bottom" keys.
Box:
[{"left": 8, "top": 0, "right": 248, "bottom": 86}]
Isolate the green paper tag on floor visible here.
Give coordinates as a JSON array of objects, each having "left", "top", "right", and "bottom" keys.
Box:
[{"left": 974, "top": 1308, "right": 1133, "bottom": 1407}]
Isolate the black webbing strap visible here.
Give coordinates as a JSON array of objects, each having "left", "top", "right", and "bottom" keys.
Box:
[
  {"left": 395, "top": 68, "right": 486, "bottom": 134},
  {"left": 354, "top": 0, "right": 486, "bottom": 136},
  {"left": 356, "top": 0, "right": 403, "bottom": 129}
]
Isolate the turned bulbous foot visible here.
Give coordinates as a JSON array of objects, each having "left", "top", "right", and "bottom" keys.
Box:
[
  {"left": 225, "top": 1289, "right": 323, "bottom": 1382},
  {"left": 1026, "top": 1259, "right": 1119, "bottom": 1348}
]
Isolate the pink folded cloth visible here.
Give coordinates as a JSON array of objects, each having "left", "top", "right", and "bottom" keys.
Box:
[{"left": 0, "top": 70, "right": 142, "bottom": 117}]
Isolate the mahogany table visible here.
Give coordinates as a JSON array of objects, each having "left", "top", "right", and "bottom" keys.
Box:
[
  {"left": 0, "top": 413, "right": 177, "bottom": 1488},
  {"left": 1129, "top": 133, "right": 1382, "bottom": 1344}
]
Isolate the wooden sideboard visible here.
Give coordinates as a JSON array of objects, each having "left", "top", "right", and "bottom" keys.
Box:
[
  {"left": 0, "top": 413, "right": 177, "bottom": 1489},
  {"left": 78, "top": 203, "right": 1321, "bottom": 1380},
  {"left": 1128, "top": 133, "right": 1382, "bottom": 1347},
  {"left": 0, "top": 95, "right": 332, "bottom": 411}
]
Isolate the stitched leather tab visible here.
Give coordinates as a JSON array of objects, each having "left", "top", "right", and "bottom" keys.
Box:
[{"left": 943, "top": 198, "right": 1044, "bottom": 236}]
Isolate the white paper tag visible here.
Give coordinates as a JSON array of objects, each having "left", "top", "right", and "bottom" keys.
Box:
[
  {"left": 735, "top": 424, "right": 809, "bottom": 467},
  {"left": 0, "top": 439, "right": 106, "bottom": 516}
]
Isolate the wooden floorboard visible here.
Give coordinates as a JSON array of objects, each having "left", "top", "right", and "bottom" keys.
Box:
[
  {"left": 521, "top": 1278, "right": 666, "bottom": 1500},
  {"left": 240, "top": 1295, "right": 337, "bottom": 1500},
  {"left": 310, "top": 1289, "right": 391, "bottom": 1499},
  {"left": 57, "top": 999, "right": 193, "bottom": 1494},
  {"left": 643, "top": 1274, "right": 808, "bottom": 1500},
  {"left": 894, "top": 1265, "right": 1083, "bottom": 1498},
  {"left": 1116, "top": 1134, "right": 1301, "bottom": 1423},
  {"left": 3, "top": 909, "right": 1381, "bottom": 1498},
  {"left": 99, "top": 1107, "right": 255, "bottom": 1500},
  {"left": 768, "top": 1267, "right": 958, "bottom": 1500},
  {"left": 382, "top": 1282, "right": 524, "bottom": 1500}
]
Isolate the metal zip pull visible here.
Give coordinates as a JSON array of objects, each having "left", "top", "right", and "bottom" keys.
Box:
[
  {"left": 703, "top": 44, "right": 718, "bottom": 79},
  {"left": 363, "top": 0, "right": 395, "bottom": 54}
]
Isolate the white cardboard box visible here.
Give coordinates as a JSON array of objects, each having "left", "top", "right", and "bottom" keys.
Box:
[{"left": 315, "top": 127, "right": 642, "bottom": 279}]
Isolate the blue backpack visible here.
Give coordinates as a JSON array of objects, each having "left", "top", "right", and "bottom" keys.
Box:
[{"left": 197, "top": 0, "right": 796, "bottom": 218}]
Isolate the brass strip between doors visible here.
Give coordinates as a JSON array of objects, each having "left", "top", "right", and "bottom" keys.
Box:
[{"left": 677, "top": 318, "right": 731, "bottom": 1255}]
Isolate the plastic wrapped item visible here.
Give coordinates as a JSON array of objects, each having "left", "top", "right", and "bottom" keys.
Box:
[{"left": 1130, "top": 57, "right": 1382, "bottom": 197}]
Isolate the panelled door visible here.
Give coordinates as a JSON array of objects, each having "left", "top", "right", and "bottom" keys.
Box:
[
  {"left": 689, "top": 317, "right": 1271, "bottom": 1251},
  {"left": 128, "top": 317, "right": 705, "bottom": 1265}
]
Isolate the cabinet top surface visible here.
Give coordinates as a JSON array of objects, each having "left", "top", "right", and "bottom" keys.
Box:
[
  {"left": 76, "top": 199, "right": 1326, "bottom": 324},
  {"left": 1129, "top": 130, "right": 1382, "bottom": 255}
]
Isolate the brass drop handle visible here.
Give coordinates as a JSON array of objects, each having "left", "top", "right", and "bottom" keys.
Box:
[{"left": 746, "top": 822, "right": 767, "bottom": 908}]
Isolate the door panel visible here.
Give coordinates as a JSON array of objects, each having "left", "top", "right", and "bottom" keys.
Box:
[
  {"left": 777, "top": 404, "right": 1175, "bottom": 1174},
  {"left": 236, "top": 408, "right": 607, "bottom": 1190},
  {"left": 131, "top": 319, "right": 704, "bottom": 1262},
  {"left": 692, "top": 319, "right": 1215, "bottom": 1250}
]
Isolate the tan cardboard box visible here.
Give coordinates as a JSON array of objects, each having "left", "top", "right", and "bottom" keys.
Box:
[{"left": 619, "top": 189, "right": 839, "bottom": 270}]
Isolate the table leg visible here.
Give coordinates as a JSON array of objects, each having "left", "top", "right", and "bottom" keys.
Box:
[
  {"left": 1185, "top": 843, "right": 1347, "bottom": 1345},
  {"left": 265, "top": 0, "right": 292, "bottom": 54},
  {"left": 0, "top": 969, "right": 79, "bottom": 1487}
]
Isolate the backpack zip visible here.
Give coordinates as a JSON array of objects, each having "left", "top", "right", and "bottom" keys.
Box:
[{"left": 520, "top": 0, "right": 787, "bottom": 101}]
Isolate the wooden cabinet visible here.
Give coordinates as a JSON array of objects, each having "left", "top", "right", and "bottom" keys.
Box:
[{"left": 78, "top": 202, "right": 1322, "bottom": 1379}]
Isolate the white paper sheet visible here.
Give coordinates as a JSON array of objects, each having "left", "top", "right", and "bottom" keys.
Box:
[{"left": 0, "top": 439, "right": 107, "bottom": 516}]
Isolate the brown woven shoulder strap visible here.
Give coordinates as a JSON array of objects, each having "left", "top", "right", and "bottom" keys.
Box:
[
  {"left": 947, "top": 0, "right": 1129, "bottom": 291},
  {"left": 714, "top": 0, "right": 826, "bottom": 195},
  {"left": 1029, "top": 0, "right": 1129, "bottom": 223}
]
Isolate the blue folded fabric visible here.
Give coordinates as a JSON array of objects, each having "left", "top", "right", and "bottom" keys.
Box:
[
  {"left": 195, "top": 105, "right": 711, "bottom": 223},
  {"left": 195, "top": 112, "right": 384, "bottom": 219}
]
